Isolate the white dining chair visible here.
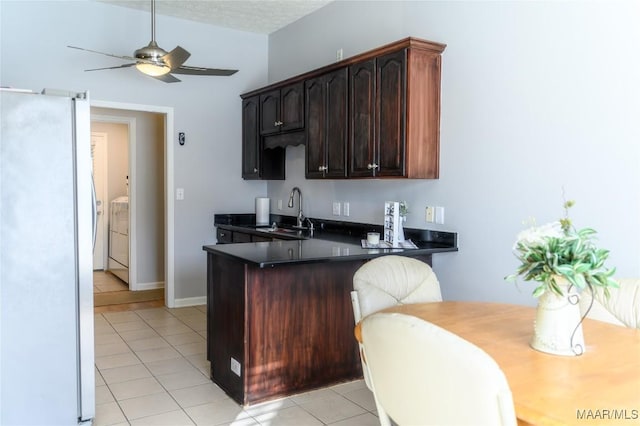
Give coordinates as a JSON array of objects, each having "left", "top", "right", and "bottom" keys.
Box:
[
  {"left": 351, "top": 255, "right": 442, "bottom": 421},
  {"left": 579, "top": 278, "right": 640, "bottom": 329},
  {"left": 360, "top": 312, "right": 517, "bottom": 426}
]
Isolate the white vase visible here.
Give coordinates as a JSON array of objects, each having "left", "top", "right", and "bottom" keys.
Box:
[
  {"left": 530, "top": 276, "right": 585, "bottom": 356},
  {"left": 399, "top": 217, "right": 405, "bottom": 242}
]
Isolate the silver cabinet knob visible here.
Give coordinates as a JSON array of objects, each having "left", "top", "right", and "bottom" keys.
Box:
[
  {"left": 318, "top": 165, "right": 328, "bottom": 171},
  {"left": 367, "top": 163, "right": 379, "bottom": 170},
  {"left": 253, "top": 168, "right": 258, "bottom": 173}
]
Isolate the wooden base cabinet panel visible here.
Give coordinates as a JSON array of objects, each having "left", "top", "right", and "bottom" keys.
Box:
[
  {"left": 208, "top": 254, "right": 246, "bottom": 403},
  {"left": 207, "top": 253, "right": 364, "bottom": 406}
]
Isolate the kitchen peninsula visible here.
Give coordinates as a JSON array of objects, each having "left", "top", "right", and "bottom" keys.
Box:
[{"left": 203, "top": 214, "right": 457, "bottom": 405}]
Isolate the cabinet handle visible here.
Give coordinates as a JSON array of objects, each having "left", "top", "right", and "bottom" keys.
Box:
[
  {"left": 274, "top": 120, "right": 283, "bottom": 126},
  {"left": 367, "top": 163, "right": 379, "bottom": 170},
  {"left": 318, "top": 165, "right": 328, "bottom": 172},
  {"left": 253, "top": 168, "right": 258, "bottom": 173}
]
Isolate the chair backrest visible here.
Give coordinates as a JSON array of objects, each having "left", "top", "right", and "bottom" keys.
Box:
[
  {"left": 361, "top": 312, "right": 517, "bottom": 426},
  {"left": 352, "top": 255, "right": 442, "bottom": 322},
  {"left": 579, "top": 278, "right": 640, "bottom": 329}
]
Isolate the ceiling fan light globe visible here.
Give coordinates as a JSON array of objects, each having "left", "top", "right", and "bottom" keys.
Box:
[{"left": 136, "top": 62, "right": 171, "bottom": 76}]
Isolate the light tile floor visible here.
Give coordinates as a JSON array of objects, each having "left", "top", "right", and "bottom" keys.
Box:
[{"left": 94, "top": 305, "right": 379, "bottom": 425}]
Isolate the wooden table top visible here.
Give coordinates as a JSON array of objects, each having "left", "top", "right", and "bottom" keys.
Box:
[{"left": 366, "top": 301, "right": 640, "bottom": 426}]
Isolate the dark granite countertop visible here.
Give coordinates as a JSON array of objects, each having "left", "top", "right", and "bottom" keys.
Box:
[{"left": 203, "top": 214, "right": 458, "bottom": 268}]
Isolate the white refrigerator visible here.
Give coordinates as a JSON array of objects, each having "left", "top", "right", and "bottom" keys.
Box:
[{"left": 1, "top": 88, "right": 95, "bottom": 424}]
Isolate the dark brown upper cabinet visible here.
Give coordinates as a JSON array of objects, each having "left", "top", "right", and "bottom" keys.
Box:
[
  {"left": 305, "top": 68, "right": 348, "bottom": 179},
  {"left": 240, "top": 37, "right": 446, "bottom": 180},
  {"left": 259, "top": 82, "right": 304, "bottom": 135},
  {"left": 241, "top": 96, "right": 260, "bottom": 179},
  {"left": 242, "top": 95, "right": 285, "bottom": 180},
  {"left": 349, "top": 44, "right": 444, "bottom": 178}
]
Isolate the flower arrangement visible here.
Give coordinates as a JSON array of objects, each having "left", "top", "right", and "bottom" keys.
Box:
[{"left": 506, "top": 200, "right": 618, "bottom": 297}]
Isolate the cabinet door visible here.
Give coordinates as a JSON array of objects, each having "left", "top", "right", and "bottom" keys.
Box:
[
  {"left": 232, "top": 232, "right": 252, "bottom": 243},
  {"left": 306, "top": 69, "right": 348, "bottom": 179},
  {"left": 324, "top": 68, "right": 348, "bottom": 178},
  {"left": 259, "top": 89, "right": 281, "bottom": 135},
  {"left": 376, "top": 49, "right": 406, "bottom": 177},
  {"left": 349, "top": 60, "right": 377, "bottom": 177},
  {"left": 241, "top": 96, "right": 260, "bottom": 179},
  {"left": 280, "top": 82, "right": 304, "bottom": 132},
  {"left": 216, "top": 228, "right": 233, "bottom": 244},
  {"left": 305, "top": 76, "right": 326, "bottom": 178}
]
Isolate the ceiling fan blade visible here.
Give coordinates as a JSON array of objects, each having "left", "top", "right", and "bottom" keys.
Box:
[
  {"left": 163, "top": 46, "right": 190, "bottom": 71},
  {"left": 172, "top": 65, "right": 238, "bottom": 77},
  {"left": 85, "top": 63, "right": 137, "bottom": 72},
  {"left": 153, "top": 73, "right": 181, "bottom": 83},
  {"left": 68, "top": 45, "right": 137, "bottom": 62}
]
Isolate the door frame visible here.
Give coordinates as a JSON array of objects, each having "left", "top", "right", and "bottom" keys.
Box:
[{"left": 91, "top": 100, "right": 175, "bottom": 308}]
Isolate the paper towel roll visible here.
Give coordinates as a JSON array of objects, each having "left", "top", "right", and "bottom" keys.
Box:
[{"left": 255, "top": 197, "right": 270, "bottom": 225}]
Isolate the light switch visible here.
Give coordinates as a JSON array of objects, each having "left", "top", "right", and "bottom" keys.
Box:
[{"left": 176, "top": 188, "right": 184, "bottom": 200}]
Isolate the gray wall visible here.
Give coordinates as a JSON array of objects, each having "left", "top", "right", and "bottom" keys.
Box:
[
  {"left": 4, "top": 0, "right": 639, "bottom": 305},
  {"left": 0, "top": 0, "right": 269, "bottom": 302},
  {"left": 267, "top": 1, "right": 640, "bottom": 305}
]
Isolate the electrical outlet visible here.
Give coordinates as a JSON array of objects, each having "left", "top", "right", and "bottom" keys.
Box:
[
  {"left": 230, "top": 357, "right": 241, "bottom": 376},
  {"left": 332, "top": 202, "right": 341, "bottom": 216},
  {"left": 336, "top": 48, "right": 343, "bottom": 61},
  {"left": 343, "top": 202, "right": 350, "bottom": 216},
  {"left": 278, "top": 199, "right": 283, "bottom": 210},
  {"left": 435, "top": 206, "right": 445, "bottom": 224},
  {"left": 425, "top": 206, "right": 434, "bottom": 223},
  {"left": 176, "top": 188, "right": 184, "bottom": 200}
]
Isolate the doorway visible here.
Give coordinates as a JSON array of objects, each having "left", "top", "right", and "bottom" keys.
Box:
[{"left": 91, "top": 104, "right": 171, "bottom": 307}]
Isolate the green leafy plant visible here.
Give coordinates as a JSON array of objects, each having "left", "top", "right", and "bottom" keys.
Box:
[
  {"left": 399, "top": 201, "right": 409, "bottom": 218},
  {"left": 506, "top": 200, "right": 618, "bottom": 297}
]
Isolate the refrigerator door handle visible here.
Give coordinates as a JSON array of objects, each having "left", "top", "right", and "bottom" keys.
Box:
[{"left": 91, "top": 174, "right": 97, "bottom": 250}]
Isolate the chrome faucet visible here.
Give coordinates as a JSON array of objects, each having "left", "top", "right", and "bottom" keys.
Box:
[{"left": 288, "top": 187, "right": 305, "bottom": 228}]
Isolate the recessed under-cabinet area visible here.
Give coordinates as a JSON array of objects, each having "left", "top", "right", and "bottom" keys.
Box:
[{"left": 240, "top": 37, "right": 446, "bottom": 180}]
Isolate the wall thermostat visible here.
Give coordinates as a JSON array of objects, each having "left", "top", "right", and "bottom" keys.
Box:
[{"left": 178, "top": 132, "right": 185, "bottom": 145}]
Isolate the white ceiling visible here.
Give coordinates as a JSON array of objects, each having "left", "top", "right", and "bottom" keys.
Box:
[{"left": 96, "top": 0, "right": 333, "bottom": 34}]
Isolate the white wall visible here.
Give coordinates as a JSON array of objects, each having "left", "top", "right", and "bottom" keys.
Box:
[
  {"left": 91, "top": 121, "right": 129, "bottom": 204},
  {"left": 0, "top": 0, "right": 269, "bottom": 301},
  {"left": 268, "top": 1, "right": 640, "bottom": 305}
]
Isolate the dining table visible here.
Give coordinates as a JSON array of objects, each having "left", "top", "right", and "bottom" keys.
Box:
[{"left": 356, "top": 301, "right": 640, "bottom": 426}]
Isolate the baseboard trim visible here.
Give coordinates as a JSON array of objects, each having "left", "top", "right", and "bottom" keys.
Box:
[
  {"left": 136, "top": 281, "right": 165, "bottom": 291},
  {"left": 174, "top": 296, "right": 207, "bottom": 308}
]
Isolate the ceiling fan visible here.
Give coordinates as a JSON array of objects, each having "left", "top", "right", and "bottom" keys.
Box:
[{"left": 68, "top": 0, "right": 238, "bottom": 83}]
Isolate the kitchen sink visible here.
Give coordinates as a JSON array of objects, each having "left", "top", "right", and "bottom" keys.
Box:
[
  {"left": 269, "top": 228, "right": 300, "bottom": 234},
  {"left": 252, "top": 224, "right": 309, "bottom": 239},
  {"left": 256, "top": 226, "right": 300, "bottom": 235}
]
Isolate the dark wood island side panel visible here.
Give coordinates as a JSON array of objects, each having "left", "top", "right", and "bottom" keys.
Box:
[
  {"left": 245, "top": 260, "right": 364, "bottom": 403},
  {"left": 207, "top": 251, "right": 433, "bottom": 405}
]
